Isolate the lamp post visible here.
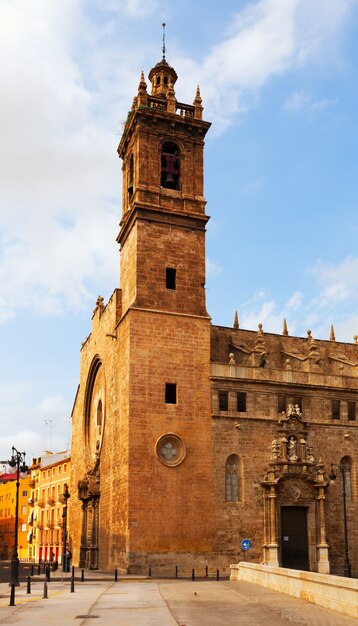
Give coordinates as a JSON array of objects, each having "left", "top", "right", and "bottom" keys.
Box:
[
  {"left": 329, "top": 460, "right": 351, "bottom": 578},
  {"left": 61, "top": 483, "right": 70, "bottom": 573},
  {"left": 7, "top": 446, "right": 28, "bottom": 589}
]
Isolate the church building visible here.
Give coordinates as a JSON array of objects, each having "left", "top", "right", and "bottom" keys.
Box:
[{"left": 70, "top": 50, "right": 357, "bottom": 577}]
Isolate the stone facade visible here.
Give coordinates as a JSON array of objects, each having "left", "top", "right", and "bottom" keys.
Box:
[{"left": 69, "top": 55, "right": 357, "bottom": 577}]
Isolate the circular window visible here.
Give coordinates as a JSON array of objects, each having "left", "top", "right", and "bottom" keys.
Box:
[{"left": 155, "top": 433, "right": 186, "bottom": 467}]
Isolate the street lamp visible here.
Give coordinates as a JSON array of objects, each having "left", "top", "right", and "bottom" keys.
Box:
[
  {"left": 329, "top": 459, "right": 351, "bottom": 578},
  {"left": 61, "top": 483, "right": 70, "bottom": 573},
  {"left": 7, "top": 446, "right": 28, "bottom": 592}
]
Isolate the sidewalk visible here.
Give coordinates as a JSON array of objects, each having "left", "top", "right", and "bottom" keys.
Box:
[{"left": 0, "top": 571, "right": 356, "bottom": 625}]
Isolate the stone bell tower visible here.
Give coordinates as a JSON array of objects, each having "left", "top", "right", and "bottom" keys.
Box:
[{"left": 114, "top": 46, "right": 214, "bottom": 572}]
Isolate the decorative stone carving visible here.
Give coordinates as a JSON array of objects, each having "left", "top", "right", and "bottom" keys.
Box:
[
  {"left": 278, "top": 479, "right": 314, "bottom": 503},
  {"left": 287, "top": 436, "right": 298, "bottom": 462}
]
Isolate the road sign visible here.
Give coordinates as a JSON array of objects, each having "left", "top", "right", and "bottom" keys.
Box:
[{"left": 241, "top": 539, "right": 252, "bottom": 551}]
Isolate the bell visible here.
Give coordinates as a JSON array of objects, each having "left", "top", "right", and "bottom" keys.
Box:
[{"left": 164, "top": 172, "right": 176, "bottom": 188}]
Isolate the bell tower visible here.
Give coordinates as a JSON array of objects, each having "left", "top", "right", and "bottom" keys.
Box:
[
  {"left": 115, "top": 42, "right": 214, "bottom": 573},
  {"left": 117, "top": 45, "right": 210, "bottom": 318}
]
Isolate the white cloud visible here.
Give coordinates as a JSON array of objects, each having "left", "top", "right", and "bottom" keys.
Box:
[
  {"left": 206, "top": 258, "right": 223, "bottom": 277},
  {"left": 0, "top": 0, "right": 357, "bottom": 322},
  {"left": 38, "top": 395, "right": 67, "bottom": 415},
  {"left": 174, "top": 0, "right": 357, "bottom": 132},
  {"left": 284, "top": 90, "right": 337, "bottom": 112},
  {"left": 0, "top": 430, "right": 68, "bottom": 462},
  {"left": 309, "top": 256, "right": 358, "bottom": 306}
]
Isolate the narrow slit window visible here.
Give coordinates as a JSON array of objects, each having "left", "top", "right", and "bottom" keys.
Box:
[
  {"left": 237, "top": 392, "right": 247, "bottom": 413},
  {"left": 219, "top": 391, "right": 229, "bottom": 411},
  {"left": 225, "top": 454, "right": 240, "bottom": 502},
  {"left": 166, "top": 268, "right": 176, "bottom": 290},
  {"left": 165, "top": 383, "right": 177, "bottom": 404},
  {"left": 332, "top": 400, "right": 340, "bottom": 420}
]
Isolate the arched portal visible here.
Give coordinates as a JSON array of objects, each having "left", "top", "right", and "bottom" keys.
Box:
[{"left": 79, "top": 356, "right": 106, "bottom": 569}]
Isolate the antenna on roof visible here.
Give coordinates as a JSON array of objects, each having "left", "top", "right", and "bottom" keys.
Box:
[{"left": 162, "top": 22, "right": 166, "bottom": 60}]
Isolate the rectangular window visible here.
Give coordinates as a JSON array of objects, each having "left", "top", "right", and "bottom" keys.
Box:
[
  {"left": 277, "top": 395, "right": 286, "bottom": 413},
  {"left": 165, "top": 383, "right": 177, "bottom": 404},
  {"left": 22, "top": 490, "right": 27, "bottom": 497},
  {"left": 21, "top": 523, "right": 26, "bottom": 532},
  {"left": 21, "top": 505, "right": 27, "bottom": 514},
  {"left": 237, "top": 392, "right": 247, "bottom": 412},
  {"left": 348, "top": 401, "right": 356, "bottom": 421},
  {"left": 219, "top": 390, "right": 229, "bottom": 411},
  {"left": 332, "top": 400, "right": 340, "bottom": 420},
  {"left": 166, "top": 267, "right": 176, "bottom": 290}
]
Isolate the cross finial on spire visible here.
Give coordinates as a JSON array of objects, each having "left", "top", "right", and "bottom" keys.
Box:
[{"left": 162, "top": 22, "right": 166, "bottom": 60}]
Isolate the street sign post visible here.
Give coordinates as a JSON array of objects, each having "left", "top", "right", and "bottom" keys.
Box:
[{"left": 241, "top": 538, "right": 252, "bottom": 560}]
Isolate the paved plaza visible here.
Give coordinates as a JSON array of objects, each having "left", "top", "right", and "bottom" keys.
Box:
[{"left": 0, "top": 572, "right": 356, "bottom": 625}]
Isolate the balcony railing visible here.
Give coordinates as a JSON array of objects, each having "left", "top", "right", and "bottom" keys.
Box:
[
  {"left": 47, "top": 498, "right": 56, "bottom": 506},
  {"left": 37, "top": 501, "right": 45, "bottom": 508}
]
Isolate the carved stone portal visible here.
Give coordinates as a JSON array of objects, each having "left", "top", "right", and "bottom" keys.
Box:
[{"left": 261, "top": 408, "right": 330, "bottom": 574}]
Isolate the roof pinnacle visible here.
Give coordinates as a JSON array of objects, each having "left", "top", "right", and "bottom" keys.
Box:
[
  {"left": 330, "top": 324, "right": 336, "bottom": 342},
  {"left": 233, "top": 310, "right": 239, "bottom": 329},
  {"left": 282, "top": 318, "right": 288, "bottom": 336}
]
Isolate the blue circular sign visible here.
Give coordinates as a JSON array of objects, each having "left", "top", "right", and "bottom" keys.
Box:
[{"left": 241, "top": 539, "right": 252, "bottom": 551}]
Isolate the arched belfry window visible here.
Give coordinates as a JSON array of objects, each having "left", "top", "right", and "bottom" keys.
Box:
[
  {"left": 341, "top": 456, "right": 353, "bottom": 500},
  {"left": 161, "top": 141, "right": 180, "bottom": 190},
  {"left": 225, "top": 454, "right": 241, "bottom": 502}
]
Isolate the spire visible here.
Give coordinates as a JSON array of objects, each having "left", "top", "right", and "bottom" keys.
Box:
[
  {"left": 330, "top": 324, "right": 336, "bottom": 342},
  {"left": 282, "top": 318, "right": 288, "bottom": 336},
  {"left": 162, "top": 22, "right": 166, "bottom": 60},
  {"left": 233, "top": 310, "right": 239, "bottom": 329}
]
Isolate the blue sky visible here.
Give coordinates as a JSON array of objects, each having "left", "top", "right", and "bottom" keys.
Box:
[{"left": 0, "top": 0, "right": 358, "bottom": 460}]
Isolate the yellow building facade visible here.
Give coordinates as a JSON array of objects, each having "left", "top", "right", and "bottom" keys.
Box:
[
  {"left": 0, "top": 472, "right": 31, "bottom": 560},
  {"left": 28, "top": 451, "right": 71, "bottom": 562}
]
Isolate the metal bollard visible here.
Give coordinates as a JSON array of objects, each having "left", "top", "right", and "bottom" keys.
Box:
[
  {"left": 43, "top": 580, "right": 48, "bottom": 599},
  {"left": 175, "top": 565, "right": 178, "bottom": 578},
  {"left": 81, "top": 569, "right": 85, "bottom": 582},
  {"left": 216, "top": 569, "right": 219, "bottom": 581},
  {"left": 114, "top": 569, "right": 118, "bottom": 582},
  {"left": 9, "top": 583, "right": 15, "bottom": 606},
  {"left": 38, "top": 563, "right": 41, "bottom": 575},
  {"left": 192, "top": 568, "right": 195, "bottom": 581},
  {"left": 45, "top": 564, "right": 51, "bottom": 582},
  {"left": 71, "top": 566, "right": 75, "bottom": 593},
  {"left": 205, "top": 565, "right": 208, "bottom": 577},
  {"left": 27, "top": 576, "right": 31, "bottom": 594},
  {"left": 149, "top": 565, "right": 152, "bottom": 577}
]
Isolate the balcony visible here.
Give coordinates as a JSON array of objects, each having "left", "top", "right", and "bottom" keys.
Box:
[
  {"left": 47, "top": 498, "right": 56, "bottom": 506},
  {"left": 36, "top": 523, "right": 44, "bottom": 530},
  {"left": 37, "top": 501, "right": 45, "bottom": 508},
  {"left": 58, "top": 494, "right": 67, "bottom": 504},
  {"left": 47, "top": 522, "right": 55, "bottom": 529},
  {"left": 27, "top": 497, "right": 34, "bottom": 507},
  {"left": 29, "top": 479, "right": 36, "bottom": 488}
]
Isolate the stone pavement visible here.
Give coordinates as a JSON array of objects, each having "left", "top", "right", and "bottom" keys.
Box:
[{"left": 0, "top": 572, "right": 356, "bottom": 625}]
